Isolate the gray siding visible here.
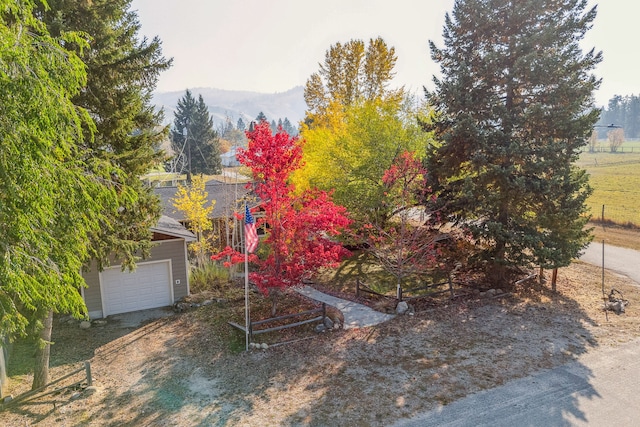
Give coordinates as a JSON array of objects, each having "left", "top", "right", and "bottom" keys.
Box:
[
  {"left": 82, "top": 239, "right": 190, "bottom": 318},
  {"left": 148, "top": 239, "right": 189, "bottom": 299}
]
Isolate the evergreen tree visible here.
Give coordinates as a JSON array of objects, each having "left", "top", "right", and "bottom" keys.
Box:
[
  {"left": 599, "top": 95, "right": 624, "bottom": 137},
  {"left": 170, "top": 89, "right": 196, "bottom": 174},
  {"left": 282, "top": 117, "right": 296, "bottom": 135},
  {"left": 256, "top": 111, "right": 268, "bottom": 123},
  {"left": 170, "top": 90, "right": 221, "bottom": 177},
  {"left": 625, "top": 96, "right": 640, "bottom": 138},
  {"left": 598, "top": 94, "right": 640, "bottom": 139},
  {"left": 40, "top": 0, "right": 172, "bottom": 270},
  {"left": 1, "top": 0, "right": 125, "bottom": 389},
  {"left": 425, "top": 0, "right": 600, "bottom": 283},
  {"left": 237, "top": 117, "right": 246, "bottom": 131},
  {"left": 192, "top": 95, "right": 221, "bottom": 173}
]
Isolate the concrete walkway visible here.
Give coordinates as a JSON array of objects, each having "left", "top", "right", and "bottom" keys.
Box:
[{"left": 295, "top": 285, "right": 395, "bottom": 329}]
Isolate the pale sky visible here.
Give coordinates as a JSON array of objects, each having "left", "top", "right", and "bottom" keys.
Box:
[{"left": 131, "top": 0, "right": 640, "bottom": 107}]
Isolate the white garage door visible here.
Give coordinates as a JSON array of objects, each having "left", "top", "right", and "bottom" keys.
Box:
[{"left": 101, "top": 261, "right": 172, "bottom": 316}]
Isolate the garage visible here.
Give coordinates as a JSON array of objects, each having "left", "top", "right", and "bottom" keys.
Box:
[
  {"left": 100, "top": 261, "right": 173, "bottom": 316},
  {"left": 82, "top": 216, "right": 195, "bottom": 319}
]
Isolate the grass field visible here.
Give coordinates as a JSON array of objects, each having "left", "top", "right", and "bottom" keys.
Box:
[{"left": 578, "top": 143, "right": 640, "bottom": 227}]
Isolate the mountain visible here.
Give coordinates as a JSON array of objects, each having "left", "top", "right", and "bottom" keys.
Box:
[{"left": 152, "top": 86, "right": 307, "bottom": 128}]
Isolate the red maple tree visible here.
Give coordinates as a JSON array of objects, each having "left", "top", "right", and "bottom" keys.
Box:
[
  {"left": 212, "top": 122, "right": 351, "bottom": 303},
  {"left": 363, "top": 150, "right": 441, "bottom": 297}
]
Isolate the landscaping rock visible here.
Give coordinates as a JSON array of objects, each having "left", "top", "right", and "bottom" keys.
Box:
[
  {"left": 85, "top": 386, "right": 100, "bottom": 395},
  {"left": 173, "top": 302, "right": 191, "bottom": 313},
  {"left": 315, "top": 324, "right": 327, "bottom": 333},
  {"left": 323, "top": 317, "right": 334, "bottom": 329},
  {"left": 92, "top": 320, "right": 107, "bottom": 326},
  {"left": 396, "top": 301, "right": 409, "bottom": 315},
  {"left": 79, "top": 321, "right": 91, "bottom": 329}
]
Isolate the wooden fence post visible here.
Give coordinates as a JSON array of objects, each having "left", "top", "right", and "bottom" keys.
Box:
[
  {"left": 321, "top": 303, "right": 326, "bottom": 323},
  {"left": 356, "top": 278, "right": 360, "bottom": 297},
  {"left": 448, "top": 276, "right": 455, "bottom": 298},
  {"left": 84, "top": 361, "right": 92, "bottom": 386}
]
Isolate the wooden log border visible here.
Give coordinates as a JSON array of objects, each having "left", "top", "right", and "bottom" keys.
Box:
[{"left": 228, "top": 303, "right": 326, "bottom": 342}]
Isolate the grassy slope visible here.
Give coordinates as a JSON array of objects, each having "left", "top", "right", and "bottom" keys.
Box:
[{"left": 578, "top": 146, "right": 640, "bottom": 227}]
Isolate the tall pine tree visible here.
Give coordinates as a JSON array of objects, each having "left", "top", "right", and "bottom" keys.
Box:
[
  {"left": 40, "top": 0, "right": 172, "bottom": 271},
  {"left": 426, "top": 0, "right": 601, "bottom": 283},
  {"left": 170, "top": 90, "right": 221, "bottom": 178},
  {"left": 2, "top": 0, "right": 130, "bottom": 389}
]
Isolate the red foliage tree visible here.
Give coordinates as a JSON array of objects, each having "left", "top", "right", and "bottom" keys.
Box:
[
  {"left": 212, "top": 122, "right": 351, "bottom": 303},
  {"left": 363, "top": 151, "right": 440, "bottom": 298}
]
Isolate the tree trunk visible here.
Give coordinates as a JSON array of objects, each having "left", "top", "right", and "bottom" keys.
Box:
[
  {"left": 32, "top": 310, "right": 53, "bottom": 390},
  {"left": 551, "top": 268, "right": 558, "bottom": 292},
  {"left": 269, "top": 289, "right": 281, "bottom": 317}
]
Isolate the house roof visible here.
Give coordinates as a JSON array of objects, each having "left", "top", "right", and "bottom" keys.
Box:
[
  {"left": 154, "top": 181, "right": 252, "bottom": 221},
  {"left": 151, "top": 215, "right": 197, "bottom": 241}
]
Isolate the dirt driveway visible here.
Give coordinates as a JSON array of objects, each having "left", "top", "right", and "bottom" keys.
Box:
[{"left": 3, "top": 260, "right": 640, "bottom": 426}]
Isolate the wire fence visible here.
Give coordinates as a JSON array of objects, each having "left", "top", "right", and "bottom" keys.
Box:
[{"left": 590, "top": 204, "right": 640, "bottom": 228}]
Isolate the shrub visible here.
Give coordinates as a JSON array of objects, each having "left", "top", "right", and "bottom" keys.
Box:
[{"left": 189, "top": 261, "right": 230, "bottom": 294}]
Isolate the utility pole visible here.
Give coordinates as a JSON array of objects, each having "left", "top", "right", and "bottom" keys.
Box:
[{"left": 184, "top": 124, "right": 192, "bottom": 184}]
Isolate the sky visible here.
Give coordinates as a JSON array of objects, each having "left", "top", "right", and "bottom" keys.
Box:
[{"left": 130, "top": 0, "right": 640, "bottom": 107}]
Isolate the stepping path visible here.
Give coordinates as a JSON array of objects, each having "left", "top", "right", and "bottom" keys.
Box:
[{"left": 295, "top": 285, "right": 395, "bottom": 329}]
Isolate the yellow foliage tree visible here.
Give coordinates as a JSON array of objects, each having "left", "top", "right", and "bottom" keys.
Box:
[
  {"left": 172, "top": 175, "right": 215, "bottom": 266},
  {"left": 293, "top": 99, "right": 434, "bottom": 226},
  {"left": 304, "top": 37, "right": 403, "bottom": 128}
]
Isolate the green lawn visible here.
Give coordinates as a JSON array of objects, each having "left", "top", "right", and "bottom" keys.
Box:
[{"left": 577, "top": 148, "right": 640, "bottom": 226}]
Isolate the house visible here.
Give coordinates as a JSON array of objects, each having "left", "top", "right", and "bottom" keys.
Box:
[
  {"left": 154, "top": 181, "right": 253, "bottom": 249},
  {"left": 220, "top": 146, "right": 241, "bottom": 167},
  {"left": 82, "top": 215, "right": 196, "bottom": 319},
  {"left": 154, "top": 181, "right": 251, "bottom": 222}
]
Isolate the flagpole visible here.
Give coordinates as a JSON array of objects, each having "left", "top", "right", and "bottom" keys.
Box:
[
  {"left": 243, "top": 202, "right": 258, "bottom": 352},
  {"left": 244, "top": 218, "right": 250, "bottom": 352}
]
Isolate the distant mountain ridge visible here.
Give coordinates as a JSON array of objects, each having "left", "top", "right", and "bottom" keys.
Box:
[{"left": 152, "top": 86, "right": 307, "bottom": 128}]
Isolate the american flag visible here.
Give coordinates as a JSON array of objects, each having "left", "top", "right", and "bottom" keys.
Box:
[{"left": 244, "top": 204, "right": 259, "bottom": 253}]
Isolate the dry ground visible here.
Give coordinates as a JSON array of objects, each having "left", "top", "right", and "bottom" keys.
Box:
[
  {"left": 590, "top": 222, "right": 640, "bottom": 251},
  {"left": 2, "top": 260, "right": 640, "bottom": 427}
]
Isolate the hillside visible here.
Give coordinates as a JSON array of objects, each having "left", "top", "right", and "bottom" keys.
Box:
[{"left": 152, "top": 86, "right": 306, "bottom": 128}]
